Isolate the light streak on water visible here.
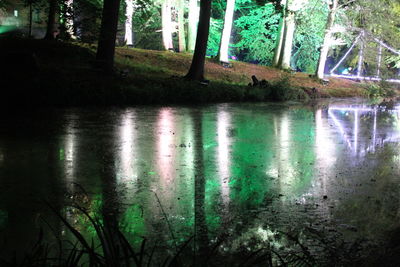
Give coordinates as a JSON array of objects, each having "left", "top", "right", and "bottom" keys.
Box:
[
  {"left": 354, "top": 109, "right": 358, "bottom": 154},
  {"left": 217, "top": 109, "right": 231, "bottom": 206},
  {"left": 117, "top": 111, "right": 137, "bottom": 186},
  {"left": 64, "top": 115, "right": 77, "bottom": 184},
  {"left": 156, "top": 108, "right": 176, "bottom": 186}
]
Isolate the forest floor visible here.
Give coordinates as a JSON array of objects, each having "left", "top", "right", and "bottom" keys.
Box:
[{"left": 0, "top": 38, "right": 384, "bottom": 106}]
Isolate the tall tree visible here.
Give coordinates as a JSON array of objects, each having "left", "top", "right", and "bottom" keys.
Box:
[
  {"left": 185, "top": 0, "right": 212, "bottom": 81},
  {"left": 161, "top": 0, "right": 173, "bottom": 50},
  {"left": 316, "top": 0, "right": 338, "bottom": 79},
  {"left": 177, "top": 0, "right": 186, "bottom": 52},
  {"left": 125, "top": 0, "right": 135, "bottom": 46},
  {"left": 96, "top": 0, "right": 121, "bottom": 72},
  {"left": 272, "top": 5, "right": 285, "bottom": 67},
  {"left": 218, "top": 0, "right": 235, "bottom": 63},
  {"left": 44, "top": 0, "right": 57, "bottom": 40},
  {"left": 274, "top": 0, "right": 307, "bottom": 70},
  {"left": 187, "top": 0, "right": 199, "bottom": 51}
]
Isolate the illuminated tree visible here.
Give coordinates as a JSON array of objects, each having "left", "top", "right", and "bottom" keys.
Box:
[
  {"left": 274, "top": 0, "right": 307, "bottom": 70},
  {"left": 161, "top": 0, "right": 173, "bottom": 50},
  {"left": 64, "top": 0, "right": 76, "bottom": 39},
  {"left": 124, "top": 0, "right": 135, "bottom": 46},
  {"left": 187, "top": 0, "right": 199, "bottom": 52},
  {"left": 185, "top": 0, "right": 212, "bottom": 81},
  {"left": 177, "top": 0, "right": 186, "bottom": 51},
  {"left": 218, "top": 0, "right": 235, "bottom": 63},
  {"left": 96, "top": 0, "right": 121, "bottom": 72},
  {"left": 272, "top": 0, "right": 285, "bottom": 67}
]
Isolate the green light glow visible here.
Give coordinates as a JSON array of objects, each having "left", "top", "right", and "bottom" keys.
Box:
[{"left": 0, "top": 26, "right": 17, "bottom": 34}]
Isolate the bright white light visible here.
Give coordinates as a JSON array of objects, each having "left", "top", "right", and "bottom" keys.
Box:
[{"left": 14, "top": 10, "right": 18, "bottom": 17}]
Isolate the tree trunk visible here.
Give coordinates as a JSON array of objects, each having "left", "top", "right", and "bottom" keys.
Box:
[
  {"left": 357, "top": 32, "right": 364, "bottom": 78},
  {"left": 187, "top": 0, "right": 199, "bottom": 52},
  {"left": 65, "top": 0, "right": 76, "bottom": 39},
  {"left": 277, "top": 10, "right": 295, "bottom": 70},
  {"left": 161, "top": 0, "right": 173, "bottom": 51},
  {"left": 178, "top": 0, "right": 186, "bottom": 52},
  {"left": 316, "top": 0, "right": 338, "bottom": 79},
  {"left": 124, "top": 0, "right": 134, "bottom": 46},
  {"left": 44, "top": 0, "right": 57, "bottom": 40},
  {"left": 96, "top": 0, "right": 121, "bottom": 73},
  {"left": 185, "top": 0, "right": 212, "bottom": 81},
  {"left": 218, "top": 0, "right": 235, "bottom": 62},
  {"left": 273, "top": 15, "right": 285, "bottom": 67},
  {"left": 376, "top": 44, "right": 382, "bottom": 77}
]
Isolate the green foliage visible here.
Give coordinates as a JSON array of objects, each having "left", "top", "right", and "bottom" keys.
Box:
[
  {"left": 234, "top": 3, "right": 280, "bottom": 65},
  {"left": 270, "top": 74, "right": 305, "bottom": 101},
  {"left": 206, "top": 18, "right": 223, "bottom": 57},
  {"left": 365, "top": 81, "right": 396, "bottom": 98},
  {"left": 73, "top": 0, "right": 103, "bottom": 43},
  {"left": 292, "top": 0, "right": 327, "bottom": 73},
  {"left": 132, "top": 1, "right": 163, "bottom": 50}
]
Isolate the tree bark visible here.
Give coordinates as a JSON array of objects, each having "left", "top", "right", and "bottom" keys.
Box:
[
  {"left": 357, "top": 32, "right": 364, "bottom": 78},
  {"left": 65, "top": 0, "right": 76, "bottom": 39},
  {"left": 125, "top": 0, "right": 134, "bottom": 46},
  {"left": 178, "top": 0, "right": 186, "bottom": 52},
  {"left": 185, "top": 0, "right": 212, "bottom": 81},
  {"left": 187, "top": 0, "right": 199, "bottom": 52},
  {"left": 273, "top": 0, "right": 287, "bottom": 67},
  {"left": 277, "top": 9, "right": 295, "bottom": 70},
  {"left": 376, "top": 44, "right": 382, "bottom": 77},
  {"left": 96, "top": 0, "right": 121, "bottom": 73},
  {"left": 161, "top": 0, "right": 173, "bottom": 50},
  {"left": 44, "top": 0, "right": 57, "bottom": 40},
  {"left": 316, "top": 0, "right": 338, "bottom": 79},
  {"left": 218, "top": 0, "right": 235, "bottom": 62},
  {"left": 273, "top": 15, "right": 285, "bottom": 67}
]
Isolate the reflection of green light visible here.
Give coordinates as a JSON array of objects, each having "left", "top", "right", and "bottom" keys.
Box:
[
  {"left": 0, "top": 26, "right": 17, "bottom": 34},
  {"left": 59, "top": 148, "right": 64, "bottom": 161},
  {"left": 120, "top": 204, "right": 146, "bottom": 246}
]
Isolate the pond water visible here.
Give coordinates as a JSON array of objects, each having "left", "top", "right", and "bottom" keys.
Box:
[{"left": 1, "top": 99, "right": 400, "bottom": 262}]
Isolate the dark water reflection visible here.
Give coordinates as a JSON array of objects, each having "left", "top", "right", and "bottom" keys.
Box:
[{"left": 1, "top": 100, "right": 400, "bottom": 259}]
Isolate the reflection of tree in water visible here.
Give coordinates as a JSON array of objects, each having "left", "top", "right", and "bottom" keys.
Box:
[{"left": 192, "top": 110, "right": 209, "bottom": 259}]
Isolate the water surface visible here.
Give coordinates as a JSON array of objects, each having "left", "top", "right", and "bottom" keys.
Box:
[{"left": 1, "top": 100, "right": 400, "bottom": 260}]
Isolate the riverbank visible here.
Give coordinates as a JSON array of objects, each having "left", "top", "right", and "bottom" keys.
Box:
[{"left": 1, "top": 38, "right": 370, "bottom": 106}]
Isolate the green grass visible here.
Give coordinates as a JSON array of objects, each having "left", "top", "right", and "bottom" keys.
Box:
[{"left": 0, "top": 37, "right": 374, "bottom": 107}]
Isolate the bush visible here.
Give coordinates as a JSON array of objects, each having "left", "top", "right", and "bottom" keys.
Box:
[
  {"left": 270, "top": 75, "right": 299, "bottom": 101},
  {"left": 365, "top": 80, "right": 396, "bottom": 98}
]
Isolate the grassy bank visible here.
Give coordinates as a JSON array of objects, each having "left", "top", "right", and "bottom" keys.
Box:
[{"left": 0, "top": 38, "right": 369, "bottom": 107}]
